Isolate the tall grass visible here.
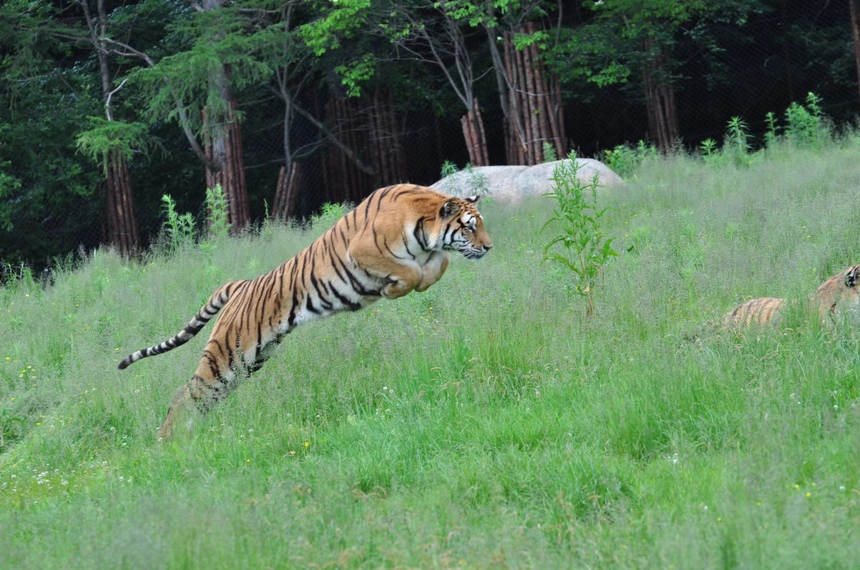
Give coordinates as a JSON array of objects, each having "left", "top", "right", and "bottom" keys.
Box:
[{"left": 1, "top": 138, "right": 860, "bottom": 568}]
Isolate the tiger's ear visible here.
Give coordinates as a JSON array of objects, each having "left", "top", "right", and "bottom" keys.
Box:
[
  {"left": 845, "top": 266, "right": 860, "bottom": 288},
  {"left": 466, "top": 195, "right": 480, "bottom": 204},
  {"left": 439, "top": 200, "right": 460, "bottom": 219}
]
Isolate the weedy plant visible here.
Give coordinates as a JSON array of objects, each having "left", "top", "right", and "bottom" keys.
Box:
[
  {"left": 541, "top": 152, "right": 618, "bottom": 317},
  {"left": 700, "top": 138, "right": 719, "bottom": 163},
  {"left": 701, "top": 93, "right": 830, "bottom": 167},
  {"left": 542, "top": 141, "right": 559, "bottom": 163},
  {"left": 724, "top": 116, "right": 757, "bottom": 168},
  {"left": 602, "top": 140, "right": 658, "bottom": 179},
  {"left": 310, "top": 202, "right": 350, "bottom": 230},
  {"left": 438, "top": 160, "right": 489, "bottom": 196},
  {"left": 205, "top": 184, "right": 231, "bottom": 241},
  {"left": 784, "top": 92, "right": 825, "bottom": 149},
  {"left": 764, "top": 111, "right": 779, "bottom": 149},
  {"left": 159, "top": 194, "right": 196, "bottom": 254},
  {"left": 0, "top": 408, "right": 24, "bottom": 450}
]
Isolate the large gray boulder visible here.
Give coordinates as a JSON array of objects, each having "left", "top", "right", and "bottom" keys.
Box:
[{"left": 431, "top": 158, "right": 623, "bottom": 203}]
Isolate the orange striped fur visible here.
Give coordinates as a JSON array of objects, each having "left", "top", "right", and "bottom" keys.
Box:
[
  {"left": 723, "top": 297, "right": 787, "bottom": 326},
  {"left": 723, "top": 264, "right": 860, "bottom": 327}
]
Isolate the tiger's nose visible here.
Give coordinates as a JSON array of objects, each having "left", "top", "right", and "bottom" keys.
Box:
[{"left": 483, "top": 243, "right": 492, "bottom": 251}]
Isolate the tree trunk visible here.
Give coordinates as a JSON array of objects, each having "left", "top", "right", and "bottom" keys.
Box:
[
  {"left": 642, "top": 37, "right": 680, "bottom": 152},
  {"left": 204, "top": 69, "right": 249, "bottom": 233},
  {"left": 501, "top": 23, "right": 566, "bottom": 165},
  {"left": 503, "top": 31, "right": 527, "bottom": 164},
  {"left": 105, "top": 149, "right": 139, "bottom": 257},
  {"left": 80, "top": 0, "right": 140, "bottom": 256},
  {"left": 850, "top": 0, "right": 860, "bottom": 101},
  {"left": 273, "top": 162, "right": 302, "bottom": 221},
  {"left": 323, "top": 96, "right": 369, "bottom": 204},
  {"left": 322, "top": 89, "right": 405, "bottom": 205},
  {"left": 197, "top": 0, "right": 249, "bottom": 232},
  {"left": 461, "top": 98, "right": 489, "bottom": 167},
  {"left": 368, "top": 88, "right": 406, "bottom": 188}
]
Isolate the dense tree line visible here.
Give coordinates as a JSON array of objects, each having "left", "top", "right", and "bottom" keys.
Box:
[{"left": 1, "top": 0, "right": 859, "bottom": 267}]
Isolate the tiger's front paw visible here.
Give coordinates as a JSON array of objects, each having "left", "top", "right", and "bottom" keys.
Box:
[{"left": 381, "top": 279, "right": 416, "bottom": 299}]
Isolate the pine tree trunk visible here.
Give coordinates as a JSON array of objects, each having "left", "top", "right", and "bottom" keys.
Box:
[
  {"left": 501, "top": 23, "right": 566, "bottom": 165},
  {"left": 642, "top": 37, "right": 680, "bottom": 152},
  {"left": 368, "top": 89, "right": 406, "bottom": 188},
  {"left": 273, "top": 162, "right": 302, "bottom": 221},
  {"left": 204, "top": 69, "right": 249, "bottom": 233},
  {"left": 105, "top": 149, "right": 139, "bottom": 257},
  {"left": 503, "top": 31, "right": 527, "bottom": 164},
  {"left": 461, "top": 98, "right": 489, "bottom": 167},
  {"left": 79, "top": 0, "right": 140, "bottom": 257},
  {"left": 548, "top": 73, "right": 566, "bottom": 158},
  {"left": 322, "top": 90, "right": 405, "bottom": 204}
]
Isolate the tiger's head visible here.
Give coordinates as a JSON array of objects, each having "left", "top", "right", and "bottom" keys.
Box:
[
  {"left": 438, "top": 196, "right": 492, "bottom": 259},
  {"left": 815, "top": 264, "right": 860, "bottom": 319}
]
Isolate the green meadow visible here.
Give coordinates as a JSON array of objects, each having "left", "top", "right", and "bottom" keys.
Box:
[{"left": 2, "top": 141, "right": 860, "bottom": 568}]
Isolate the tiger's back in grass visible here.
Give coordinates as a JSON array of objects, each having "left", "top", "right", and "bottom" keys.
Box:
[
  {"left": 722, "top": 264, "right": 860, "bottom": 327},
  {"left": 118, "top": 184, "right": 492, "bottom": 440}
]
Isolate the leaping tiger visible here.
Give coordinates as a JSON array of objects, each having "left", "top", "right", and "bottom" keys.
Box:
[{"left": 118, "top": 184, "right": 492, "bottom": 440}]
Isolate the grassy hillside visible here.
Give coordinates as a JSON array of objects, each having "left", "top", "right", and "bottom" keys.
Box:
[{"left": 2, "top": 142, "right": 859, "bottom": 568}]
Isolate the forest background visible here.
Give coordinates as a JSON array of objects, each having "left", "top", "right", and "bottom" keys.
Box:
[{"left": 3, "top": 0, "right": 860, "bottom": 270}]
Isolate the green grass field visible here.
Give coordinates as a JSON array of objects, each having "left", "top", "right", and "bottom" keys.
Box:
[{"left": 2, "top": 142, "right": 860, "bottom": 568}]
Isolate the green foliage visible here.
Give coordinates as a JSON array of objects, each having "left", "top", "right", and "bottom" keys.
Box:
[
  {"left": 723, "top": 116, "right": 756, "bottom": 168},
  {"left": 602, "top": 141, "right": 658, "bottom": 178},
  {"left": 438, "top": 160, "right": 489, "bottom": 196},
  {"left": 204, "top": 184, "right": 231, "bottom": 241},
  {"left": 699, "top": 93, "right": 832, "bottom": 168},
  {"left": 462, "top": 163, "right": 488, "bottom": 195},
  {"left": 440, "top": 160, "right": 459, "bottom": 180},
  {"left": 158, "top": 194, "right": 196, "bottom": 254},
  {"left": 310, "top": 202, "right": 350, "bottom": 230},
  {"left": 0, "top": 407, "right": 24, "bottom": 450},
  {"left": 298, "top": 0, "right": 371, "bottom": 56},
  {"left": 0, "top": 155, "right": 21, "bottom": 232},
  {"left": 130, "top": 4, "right": 275, "bottom": 136},
  {"left": 542, "top": 142, "right": 558, "bottom": 163},
  {"left": 784, "top": 92, "right": 826, "bottom": 149},
  {"left": 764, "top": 111, "right": 778, "bottom": 149},
  {"left": 75, "top": 119, "right": 150, "bottom": 172},
  {"left": 542, "top": 152, "right": 618, "bottom": 316},
  {"left": 333, "top": 53, "right": 376, "bottom": 97},
  {"left": 699, "top": 137, "right": 719, "bottom": 161},
  {"left": 546, "top": 21, "right": 634, "bottom": 88},
  {"left": 725, "top": 116, "right": 751, "bottom": 155}
]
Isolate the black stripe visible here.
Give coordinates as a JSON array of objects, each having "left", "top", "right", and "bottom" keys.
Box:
[
  {"left": 329, "top": 250, "right": 348, "bottom": 284},
  {"left": 288, "top": 288, "right": 300, "bottom": 327},
  {"left": 400, "top": 234, "right": 416, "bottom": 259},
  {"left": 305, "top": 295, "right": 320, "bottom": 314},
  {"left": 383, "top": 236, "right": 406, "bottom": 259},
  {"left": 255, "top": 322, "right": 263, "bottom": 357},
  {"left": 413, "top": 219, "right": 428, "bottom": 250},
  {"left": 329, "top": 284, "right": 362, "bottom": 311},
  {"left": 335, "top": 255, "right": 376, "bottom": 296}
]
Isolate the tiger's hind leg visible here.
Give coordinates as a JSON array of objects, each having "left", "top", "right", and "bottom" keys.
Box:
[
  {"left": 156, "top": 321, "right": 283, "bottom": 440},
  {"left": 157, "top": 371, "right": 237, "bottom": 441},
  {"left": 157, "top": 383, "right": 195, "bottom": 441}
]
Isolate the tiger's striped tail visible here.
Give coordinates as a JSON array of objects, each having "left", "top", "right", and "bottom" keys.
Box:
[{"left": 117, "top": 281, "right": 243, "bottom": 370}]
